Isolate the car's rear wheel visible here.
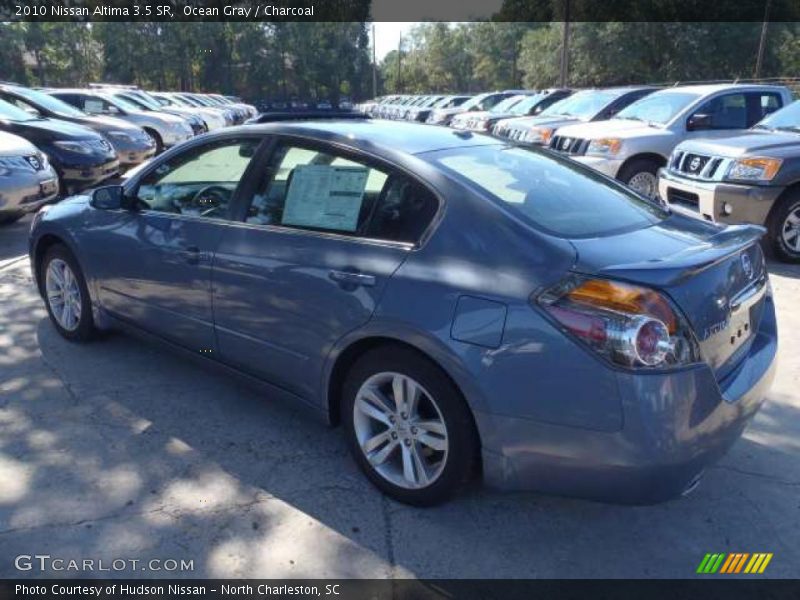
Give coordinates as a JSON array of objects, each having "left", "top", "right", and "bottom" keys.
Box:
[
  {"left": 41, "top": 244, "right": 96, "bottom": 342},
  {"left": 618, "top": 158, "right": 661, "bottom": 199},
  {"left": 769, "top": 191, "right": 800, "bottom": 263},
  {"left": 342, "top": 346, "right": 478, "bottom": 506}
]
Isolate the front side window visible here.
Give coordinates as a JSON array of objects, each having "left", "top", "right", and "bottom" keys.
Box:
[
  {"left": 133, "top": 138, "right": 260, "bottom": 220},
  {"left": 691, "top": 93, "right": 748, "bottom": 129},
  {"left": 245, "top": 144, "right": 437, "bottom": 244},
  {"left": 616, "top": 91, "right": 700, "bottom": 125},
  {"left": 429, "top": 145, "right": 665, "bottom": 239}
]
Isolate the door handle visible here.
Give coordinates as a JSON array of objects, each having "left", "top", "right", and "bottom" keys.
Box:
[
  {"left": 181, "top": 245, "right": 208, "bottom": 265},
  {"left": 329, "top": 270, "right": 377, "bottom": 288}
]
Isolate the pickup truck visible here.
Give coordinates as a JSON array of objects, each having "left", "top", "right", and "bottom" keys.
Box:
[
  {"left": 549, "top": 84, "right": 793, "bottom": 198},
  {"left": 659, "top": 99, "right": 800, "bottom": 262}
]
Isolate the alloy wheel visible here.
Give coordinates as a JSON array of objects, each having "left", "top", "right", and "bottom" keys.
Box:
[
  {"left": 353, "top": 371, "right": 449, "bottom": 490},
  {"left": 781, "top": 207, "right": 800, "bottom": 254},
  {"left": 45, "top": 258, "right": 82, "bottom": 332},
  {"left": 627, "top": 171, "right": 658, "bottom": 198}
]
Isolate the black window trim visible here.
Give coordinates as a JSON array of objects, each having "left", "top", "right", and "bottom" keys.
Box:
[
  {"left": 122, "top": 133, "right": 271, "bottom": 223},
  {"left": 230, "top": 132, "right": 446, "bottom": 250}
]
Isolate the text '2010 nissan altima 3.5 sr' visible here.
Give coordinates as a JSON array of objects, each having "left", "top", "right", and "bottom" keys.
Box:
[{"left": 28, "top": 120, "right": 777, "bottom": 506}]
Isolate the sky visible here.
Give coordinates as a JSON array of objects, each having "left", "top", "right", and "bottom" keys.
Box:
[{"left": 372, "top": 22, "right": 417, "bottom": 61}]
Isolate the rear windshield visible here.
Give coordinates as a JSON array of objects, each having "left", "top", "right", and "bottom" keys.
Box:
[{"left": 427, "top": 146, "right": 665, "bottom": 238}]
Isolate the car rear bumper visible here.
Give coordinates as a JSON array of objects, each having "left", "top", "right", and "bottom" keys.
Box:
[
  {"left": 658, "top": 169, "right": 783, "bottom": 226},
  {"left": 478, "top": 296, "right": 777, "bottom": 504}
]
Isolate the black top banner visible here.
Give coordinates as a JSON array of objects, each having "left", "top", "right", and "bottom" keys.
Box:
[{"left": 0, "top": 0, "right": 799, "bottom": 22}]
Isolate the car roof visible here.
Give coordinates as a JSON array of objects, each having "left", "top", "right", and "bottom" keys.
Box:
[
  {"left": 658, "top": 83, "right": 787, "bottom": 95},
  {"left": 235, "top": 119, "right": 503, "bottom": 155}
]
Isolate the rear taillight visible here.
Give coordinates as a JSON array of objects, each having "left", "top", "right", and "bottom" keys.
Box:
[{"left": 537, "top": 276, "right": 701, "bottom": 368}]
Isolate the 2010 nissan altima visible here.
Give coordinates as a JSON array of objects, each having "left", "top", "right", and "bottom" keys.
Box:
[{"left": 28, "top": 119, "right": 777, "bottom": 506}]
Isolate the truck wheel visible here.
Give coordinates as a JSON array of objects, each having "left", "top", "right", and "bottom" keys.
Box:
[
  {"left": 342, "top": 345, "right": 478, "bottom": 506},
  {"left": 618, "top": 158, "right": 661, "bottom": 199},
  {"left": 769, "top": 191, "right": 800, "bottom": 263}
]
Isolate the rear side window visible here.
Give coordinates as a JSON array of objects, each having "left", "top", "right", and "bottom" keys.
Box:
[
  {"left": 428, "top": 146, "right": 664, "bottom": 238},
  {"left": 245, "top": 144, "right": 437, "bottom": 244}
]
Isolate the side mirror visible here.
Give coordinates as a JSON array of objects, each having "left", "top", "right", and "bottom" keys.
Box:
[
  {"left": 91, "top": 185, "right": 128, "bottom": 210},
  {"left": 687, "top": 113, "right": 712, "bottom": 131}
]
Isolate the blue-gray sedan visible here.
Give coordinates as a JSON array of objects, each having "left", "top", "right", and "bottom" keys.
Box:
[{"left": 28, "top": 120, "right": 777, "bottom": 506}]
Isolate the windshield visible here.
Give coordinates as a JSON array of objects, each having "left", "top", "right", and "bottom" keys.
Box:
[
  {"left": 754, "top": 99, "right": 800, "bottom": 131},
  {"left": 102, "top": 94, "right": 140, "bottom": 112},
  {"left": 8, "top": 87, "right": 85, "bottom": 118},
  {"left": 122, "top": 93, "right": 162, "bottom": 110},
  {"left": 508, "top": 93, "right": 545, "bottom": 115},
  {"left": 616, "top": 91, "right": 699, "bottom": 125},
  {"left": 489, "top": 95, "right": 524, "bottom": 114},
  {"left": 0, "top": 98, "right": 39, "bottom": 122},
  {"left": 541, "top": 90, "right": 618, "bottom": 119},
  {"left": 461, "top": 93, "right": 491, "bottom": 111},
  {"left": 428, "top": 145, "right": 665, "bottom": 238}
]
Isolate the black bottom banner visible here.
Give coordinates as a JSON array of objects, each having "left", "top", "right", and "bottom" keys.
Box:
[{"left": 1, "top": 580, "right": 799, "bottom": 600}]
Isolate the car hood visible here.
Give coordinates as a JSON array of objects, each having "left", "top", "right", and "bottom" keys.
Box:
[
  {"left": 0, "top": 116, "right": 102, "bottom": 141},
  {"left": 556, "top": 118, "right": 669, "bottom": 140},
  {"left": 674, "top": 130, "right": 800, "bottom": 159},
  {"left": 0, "top": 130, "right": 37, "bottom": 156},
  {"left": 78, "top": 114, "right": 143, "bottom": 133},
  {"left": 500, "top": 115, "right": 582, "bottom": 131}
]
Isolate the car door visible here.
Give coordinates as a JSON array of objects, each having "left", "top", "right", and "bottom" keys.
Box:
[
  {"left": 88, "top": 136, "right": 263, "bottom": 351},
  {"left": 685, "top": 90, "right": 785, "bottom": 142},
  {"left": 212, "top": 140, "right": 440, "bottom": 400}
]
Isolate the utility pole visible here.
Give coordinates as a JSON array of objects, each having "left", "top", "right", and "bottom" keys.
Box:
[
  {"left": 559, "top": 0, "right": 571, "bottom": 87},
  {"left": 754, "top": 0, "right": 771, "bottom": 79},
  {"left": 372, "top": 24, "right": 378, "bottom": 98},
  {"left": 397, "top": 31, "right": 402, "bottom": 93}
]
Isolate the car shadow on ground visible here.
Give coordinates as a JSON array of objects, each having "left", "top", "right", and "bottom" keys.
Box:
[{"left": 0, "top": 280, "right": 798, "bottom": 578}]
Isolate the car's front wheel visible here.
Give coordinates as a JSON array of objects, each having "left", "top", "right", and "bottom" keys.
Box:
[
  {"left": 41, "top": 244, "right": 96, "bottom": 342},
  {"left": 343, "top": 346, "right": 478, "bottom": 506},
  {"left": 769, "top": 191, "right": 800, "bottom": 263},
  {"left": 618, "top": 158, "right": 661, "bottom": 199}
]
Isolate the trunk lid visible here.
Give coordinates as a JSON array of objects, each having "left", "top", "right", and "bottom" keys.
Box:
[{"left": 570, "top": 215, "right": 768, "bottom": 379}]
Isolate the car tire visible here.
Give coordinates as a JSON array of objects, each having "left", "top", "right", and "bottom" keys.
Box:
[
  {"left": 0, "top": 212, "right": 23, "bottom": 225},
  {"left": 342, "top": 345, "right": 478, "bottom": 506},
  {"left": 618, "top": 158, "right": 661, "bottom": 199},
  {"left": 768, "top": 191, "right": 800, "bottom": 263},
  {"left": 144, "top": 128, "right": 164, "bottom": 154},
  {"left": 41, "top": 244, "right": 96, "bottom": 342}
]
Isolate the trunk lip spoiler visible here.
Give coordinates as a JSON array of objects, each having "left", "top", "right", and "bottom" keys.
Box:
[{"left": 590, "top": 224, "right": 766, "bottom": 284}]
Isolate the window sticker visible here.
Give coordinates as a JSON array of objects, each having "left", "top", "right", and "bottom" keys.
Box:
[{"left": 281, "top": 164, "right": 368, "bottom": 232}]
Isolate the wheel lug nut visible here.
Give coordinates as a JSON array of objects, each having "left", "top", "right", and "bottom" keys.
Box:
[
  {"left": 403, "top": 439, "right": 411, "bottom": 447},
  {"left": 401, "top": 412, "right": 408, "bottom": 419},
  {"left": 389, "top": 415, "right": 395, "bottom": 424},
  {"left": 391, "top": 432, "right": 398, "bottom": 440},
  {"left": 411, "top": 427, "right": 417, "bottom": 435}
]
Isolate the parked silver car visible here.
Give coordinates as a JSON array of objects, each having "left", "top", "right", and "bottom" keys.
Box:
[
  {"left": 49, "top": 89, "right": 194, "bottom": 153},
  {"left": 0, "top": 131, "right": 58, "bottom": 225},
  {"left": 550, "top": 84, "right": 793, "bottom": 197},
  {"left": 149, "top": 92, "right": 227, "bottom": 130}
]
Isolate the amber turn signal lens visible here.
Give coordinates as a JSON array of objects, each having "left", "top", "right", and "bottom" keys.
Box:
[{"left": 566, "top": 279, "right": 677, "bottom": 334}]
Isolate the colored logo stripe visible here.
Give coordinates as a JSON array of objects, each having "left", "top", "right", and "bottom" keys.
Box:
[{"left": 697, "top": 553, "right": 773, "bottom": 574}]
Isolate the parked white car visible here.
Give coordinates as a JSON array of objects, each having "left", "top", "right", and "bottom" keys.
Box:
[
  {"left": 550, "top": 84, "right": 793, "bottom": 197},
  {"left": 50, "top": 89, "right": 194, "bottom": 153}
]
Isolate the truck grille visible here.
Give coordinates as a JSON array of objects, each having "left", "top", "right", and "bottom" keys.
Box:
[
  {"left": 549, "top": 135, "right": 588, "bottom": 155},
  {"left": 669, "top": 151, "right": 729, "bottom": 181}
]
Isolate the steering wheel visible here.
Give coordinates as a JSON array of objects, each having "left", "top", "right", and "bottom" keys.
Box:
[{"left": 189, "top": 185, "right": 231, "bottom": 217}]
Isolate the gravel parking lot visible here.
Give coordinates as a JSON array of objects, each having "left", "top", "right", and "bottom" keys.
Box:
[{"left": 1, "top": 213, "right": 799, "bottom": 579}]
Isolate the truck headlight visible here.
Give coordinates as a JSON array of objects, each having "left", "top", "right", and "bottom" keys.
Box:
[
  {"left": 53, "top": 141, "right": 94, "bottom": 155},
  {"left": 726, "top": 157, "right": 782, "bottom": 182},
  {"left": 527, "top": 127, "right": 554, "bottom": 144},
  {"left": 586, "top": 138, "right": 622, "bottom": 156}
]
